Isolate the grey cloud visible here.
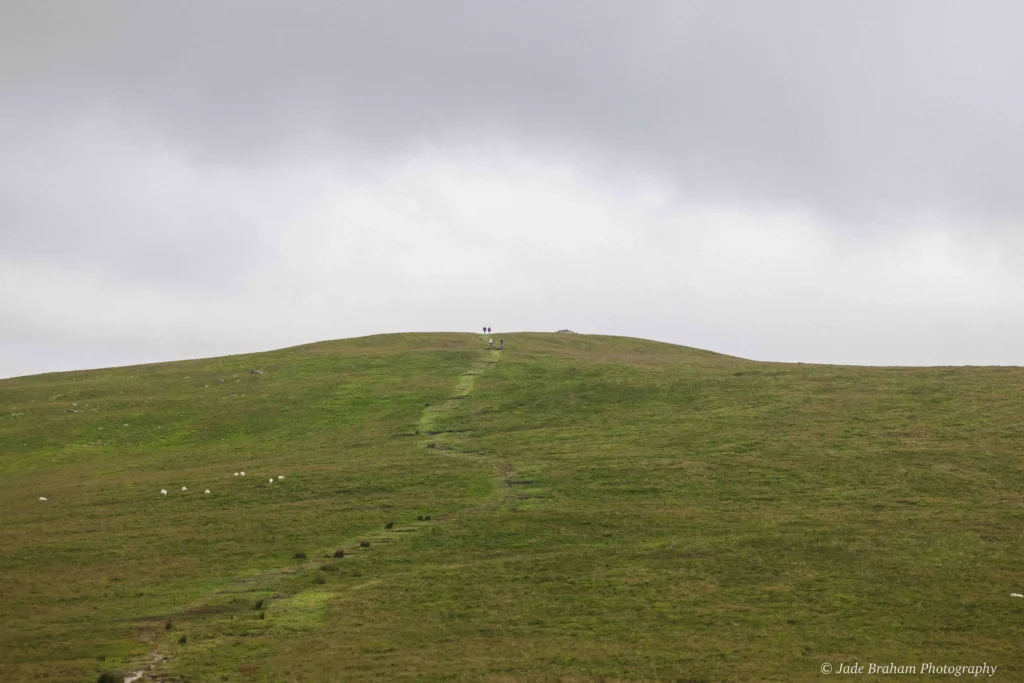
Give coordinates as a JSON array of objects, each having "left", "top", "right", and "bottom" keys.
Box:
[
  {"left": 4, "top": 1, "right": 1024, "bottom": 225},
  {"left": 4, "top": 1, "right": 1024, "bottom": 377}
]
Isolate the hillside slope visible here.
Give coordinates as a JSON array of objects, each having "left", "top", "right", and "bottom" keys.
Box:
[{"left": 1, "top": 333, "right": 1022, "bottom": 681}]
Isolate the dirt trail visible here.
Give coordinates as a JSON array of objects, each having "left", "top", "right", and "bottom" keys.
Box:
[
  {"left": 120, "top": 344, "right": 507, "bottom": 681},
  {"left": 417, "top": 347, "right": 500, "bottom": 437},
  {"left": 416, "top": 347, "right": 517, "bottom": 514},
  {"left": 122, "top": 653, "right": 165, "bottom": 683}
]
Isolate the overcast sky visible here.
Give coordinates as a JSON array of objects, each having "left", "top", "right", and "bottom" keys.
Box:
[{"left": 3, "top": 1, "right": 1024, "bottom": 378}]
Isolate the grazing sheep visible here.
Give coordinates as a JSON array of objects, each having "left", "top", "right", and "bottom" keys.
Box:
[
  {"left": 181, "top": 486, "right": 187, "bottom": 492},
  {"left": 38, "top": 497, "right": 47, "bottom": 501},
  {"left": 269, "top": 478, "right": 274, "bottom": 484},
  {"left": 234, "top": 472, "right": 239, "bottom": 476},
  {"left": 1013, "top": 593, "right": 1023, "bottom": 598},
  {"left": 251, "top": 369, "right": 263, "bottom": 375},
  {"left": 277, "top": 475, "right": 284, "bottom": 480},
  {"left": 240, "top": 471, "right": 246, "bottom": 476},
  {"left": 204, "top": 489, "right": 211, "bottom": 494},
  {"left": 161, "top": 489, "right": 167, "bottom": 495}
]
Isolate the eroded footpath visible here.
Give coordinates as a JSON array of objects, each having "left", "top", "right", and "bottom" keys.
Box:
[{"left": 123, "top": 345, "right": 508, "bottom": 682}]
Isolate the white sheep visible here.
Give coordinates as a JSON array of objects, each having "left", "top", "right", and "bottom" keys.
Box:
[
  {"left": 240, "top": 471, "right": 246, "bottom": 476},
  {"left": 269, "top": 478, "right": 274, "bottom": 484},
  {"left": 234, "top": 472, "right": 239, "bottom": 476},
  {"left": 1012, "top": 593, "right": 1023, "bottom": 598},
  {"left": 38, "top": 497, "right": 47, "bottom": 501},
  {"left": 277, "top": 475, "right": 284, "bottom": 480},
  {"left": 161, "top": 489, "right": 167, "bottom": 495},
  {"left": 181, "top": 486, "right": 187, "bottom": 492},
  {"left": 204, "top": 489, "right": 211, "bottom": 494}
]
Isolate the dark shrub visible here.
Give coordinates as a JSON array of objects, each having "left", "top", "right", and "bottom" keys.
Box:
[
  {"left": 259, "top": 611, "right": 265, "bottom": 620},
  {"left": 424, "top": 515, "right": 431, "bottom": 520},
  {"left": 312, "top": 574, "right": 326, "bottom": 585},
  {"left": 97, "top": 673, "right": 123, "bottom": 683},
  {"left": 253, "top": 599, "right": 264, "bottom": 610},
  {"left": 385, "top": 522, "right": 393, "bottom": 529},
  {"left": 294, "top": 551, "right": 307, "bottom": 560},
  {"left": 165, "top": 620, "right": 172, "bottom": 630},
  {"left": 360, "top": 541, "right": 370, "bottom": 548},
  {"left": 333, "top": 549, "right": 345, "bottom": 558},
  {"left": 178, "top": 635, "right": 187, "bottom": 645},
  {"left": 321, "top": 564, "right": 339, "bottom": 572}
]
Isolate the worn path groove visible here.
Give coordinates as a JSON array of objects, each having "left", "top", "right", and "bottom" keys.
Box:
[{"left": 124, "top": 344, "right": 508, "bottom": 681}]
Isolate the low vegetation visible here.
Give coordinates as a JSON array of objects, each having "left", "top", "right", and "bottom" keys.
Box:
[{"left": 1, "top": 332, "right": 1021, "bottom": 680}]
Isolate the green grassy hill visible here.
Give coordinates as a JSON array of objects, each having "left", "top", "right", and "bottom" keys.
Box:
[{"left": 1, "top": 333, "right": 1021, "bottom": 681}]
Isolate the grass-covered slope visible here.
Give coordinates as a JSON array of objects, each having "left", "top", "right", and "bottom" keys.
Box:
[
  {"left": 2, "top": 332, "right": 1022, "bottom": 681},
  {"left": 0, "top": 334, "right": 492, "bottom": 681}
]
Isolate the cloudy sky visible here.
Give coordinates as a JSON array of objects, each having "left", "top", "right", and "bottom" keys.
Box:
[{"left": 3, "top": 1, "right": 1023, "bottom": 378}]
